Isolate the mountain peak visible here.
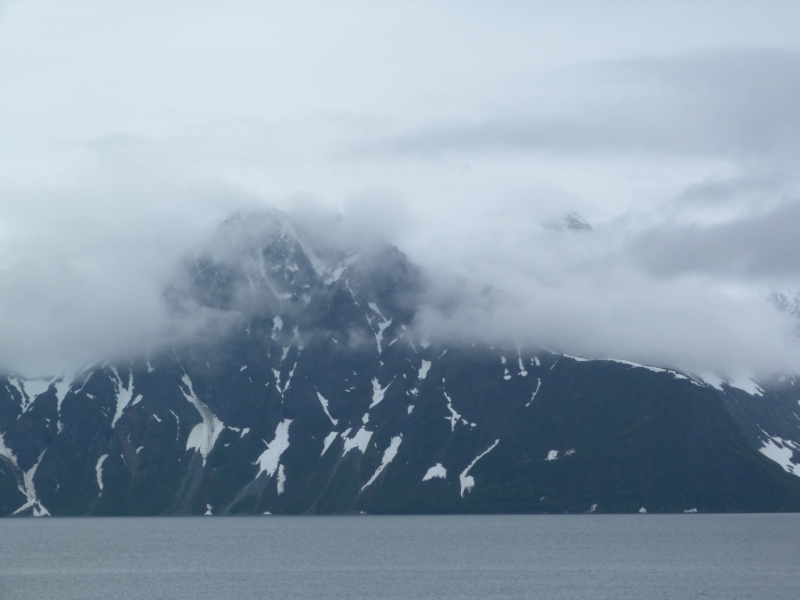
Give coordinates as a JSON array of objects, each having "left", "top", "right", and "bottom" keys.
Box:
[
  {"left": 545, "top": 211, "right": 593, "bottom": 232},
  {"left": 562, "top": 211, "right": 592, "bottom": 231}
]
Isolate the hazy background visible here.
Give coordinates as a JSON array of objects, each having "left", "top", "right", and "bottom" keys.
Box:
[{"left": 2, "top": 0, "right": 800, "bottom": 378}]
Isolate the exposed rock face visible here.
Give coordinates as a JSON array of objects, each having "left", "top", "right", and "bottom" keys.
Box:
[{"left": 1, "top": 211, "right": 799, "bottom": 516}]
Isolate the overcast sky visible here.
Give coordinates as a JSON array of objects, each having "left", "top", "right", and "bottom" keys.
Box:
[{"left": 2, "top": 0, "right": 800, "bottom": 378}]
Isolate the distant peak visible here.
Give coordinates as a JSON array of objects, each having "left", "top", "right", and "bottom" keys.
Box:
[
  {"left": 545, "top": 211, "right": 593, "bottom": 232},
  {"left": 563, "top": 211, "right": 592, "bottom": 231}
]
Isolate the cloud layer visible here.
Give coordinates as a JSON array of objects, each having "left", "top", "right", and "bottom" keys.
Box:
[{"left": 2, "top": 1, "right": 800, "bottom": 378}]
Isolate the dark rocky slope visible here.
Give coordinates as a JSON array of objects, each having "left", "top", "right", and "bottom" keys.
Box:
[{"left": 2, "top": 212, "right": 799, "bottom": 515}]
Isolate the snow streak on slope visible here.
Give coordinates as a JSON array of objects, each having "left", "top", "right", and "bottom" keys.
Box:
[
  {"left": 361, "top": 435, "right": 402, "bottom": 491},
  {"left": 180, "top": 374, "right": 225, "bottom": 466},
  {"left": 110, "top": 367, "right": 135, "bottom": 428},
  {"left": 321, "top": 431, "right": 338, "bottom": 456},
  {"left": 13, "top": 451, "right": 50, "bottom": 516},
  {"left": 96, "top": 454, "right": 108, "bottom": 491},
  {"left": 54, "top": 377, "right": 71, "bottom": 411},
  {"left": 442, "top": 379, "right": 469, "bottom": 431},
  {"left": 255, "top": 419, "right": 292, "bottom": 493},
  {"left": 526, "top": 378, "right": 542, "bottom": 407},
  {"left": 518, "top": 356, "right": 528, "bottom": 377},
  {"left": 460, "top": 440, "right": 500, "bottom": 497},
  {"left": 277, "top": 464, "right": 286, "bottom": 494},
  {"left": 274, "top": 361, "right": 298, "bottom": 397},
  {"left": 316, "top": 392, "right": 338, "bottom": 426},
  {"left": 368, "top": 303, "right": 393, "bottom": 355}
]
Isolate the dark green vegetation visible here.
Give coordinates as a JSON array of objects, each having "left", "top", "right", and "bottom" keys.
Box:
[{"left": 1, "top": 213, "right": 799, "bottom": 516}]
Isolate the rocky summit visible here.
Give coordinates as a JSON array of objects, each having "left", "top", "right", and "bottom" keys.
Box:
[{"left": 2, "top": 212, "right": 800, "bottom": 516}]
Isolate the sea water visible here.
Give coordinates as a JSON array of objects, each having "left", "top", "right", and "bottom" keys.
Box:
[{"left": 1, "top": 514, "right": 798, "bottom": 599}]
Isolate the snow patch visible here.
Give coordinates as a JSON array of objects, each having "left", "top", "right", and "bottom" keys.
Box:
[
  {"left": 369, "top": 377, "right": 394, "bottom": 409},
  {"left": 95, "top": 454, "right": 108, "bottom": 491},
  {"left": 19, "top": 378, "right": 53, "bottom": 412},
  {"left": 443, "top": 388, "right": 468, "bottom": 431},
  {"left": 422, "top": 463, "right": 447, "bottom": 481},
  {"left": 698, "top": 372, "right": 725, "bottom": 391},
  {"left": 0, "top": 431, "right": 18, "bottom": 467},
  {"left": 361, "top": 435, "right": 402, "bottom": 490},
  {"left": 54, "top": 377, "right": 71, "bottom": 413},
  {"left": 342, "top": 427, "right": 373, "bottom": 455},
  {"left": 759, "top": 435, "right": 800, "bottom": 476},
  {"left": 272, "top": 315, "right": 283, "bottom": 336},
  {"left": 110, "top": 367, "right": 135, "bottom": 428},
  {"left": 374, "top": 317, "right": 393, "bottom": 355},
  {"left": 316, "top": 392, "right": 338, "bottom": 426},
  {"left": 255, "top": 419, "right": 292, "bottom": 480},
  {"left": 273, "top": 362, "right": 298, "bottom": 396},
  {"left": 181, "top": 374, "right": 225, "bottom": 466},
  {"left": 321, "top": 431, "right": 338, "bottom": 456},
  {"left": 526, "top": 378, "right": 542, "bottom": 407},
  {"left": 418, "top": 360, "right": 431, "bottom": 381},
  {"left": 13, "top": 451, "right": 50, "bottom": 516},
  {"left": 518, "top": 357, "right": 528, "bottom": 377},
  {"left": 6, "top": 379, "right": 25, "bottom": 410},
  {"left": 603, "top": 359, "right": 667, "bottom": 374},
  {"left": 460, "top": 440, "right": 500, "bottom": 497},
  {"left": 276, "top": 464, "right": 287, "bottom": 494},
  {"left": 368, "top": 302, "right": 385, "bottom": 319},
  {"left": 727, "top": 376, "right": 764, "bottom": 396}
]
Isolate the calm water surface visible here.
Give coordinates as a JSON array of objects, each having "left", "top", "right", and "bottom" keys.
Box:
[{"left": 1, "top": 514, "right": 798, "bottom": 599}]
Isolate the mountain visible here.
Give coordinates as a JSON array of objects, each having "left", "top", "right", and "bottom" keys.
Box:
[{"left": 1, "top": 211, "right": 800, "bottom": 516}]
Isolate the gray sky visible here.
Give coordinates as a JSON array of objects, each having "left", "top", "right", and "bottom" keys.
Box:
[{"left": 2, "top": 0, "right": 800, "bottom": 377}]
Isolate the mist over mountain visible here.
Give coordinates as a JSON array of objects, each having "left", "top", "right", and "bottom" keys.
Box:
[
  {"left": 2, "top": 200, "right": 800, "bottom": 382},
  {"left": 2, "top": 208, "right": 799, "bottom": 517}
]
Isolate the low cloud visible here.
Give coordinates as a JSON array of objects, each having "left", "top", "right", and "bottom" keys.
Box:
[
  {"left": 2, "top": 3, "right": 800, "bottom": 380},
  {"left": 362, "top": 49, "right": 800, "bottom": 163}
]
